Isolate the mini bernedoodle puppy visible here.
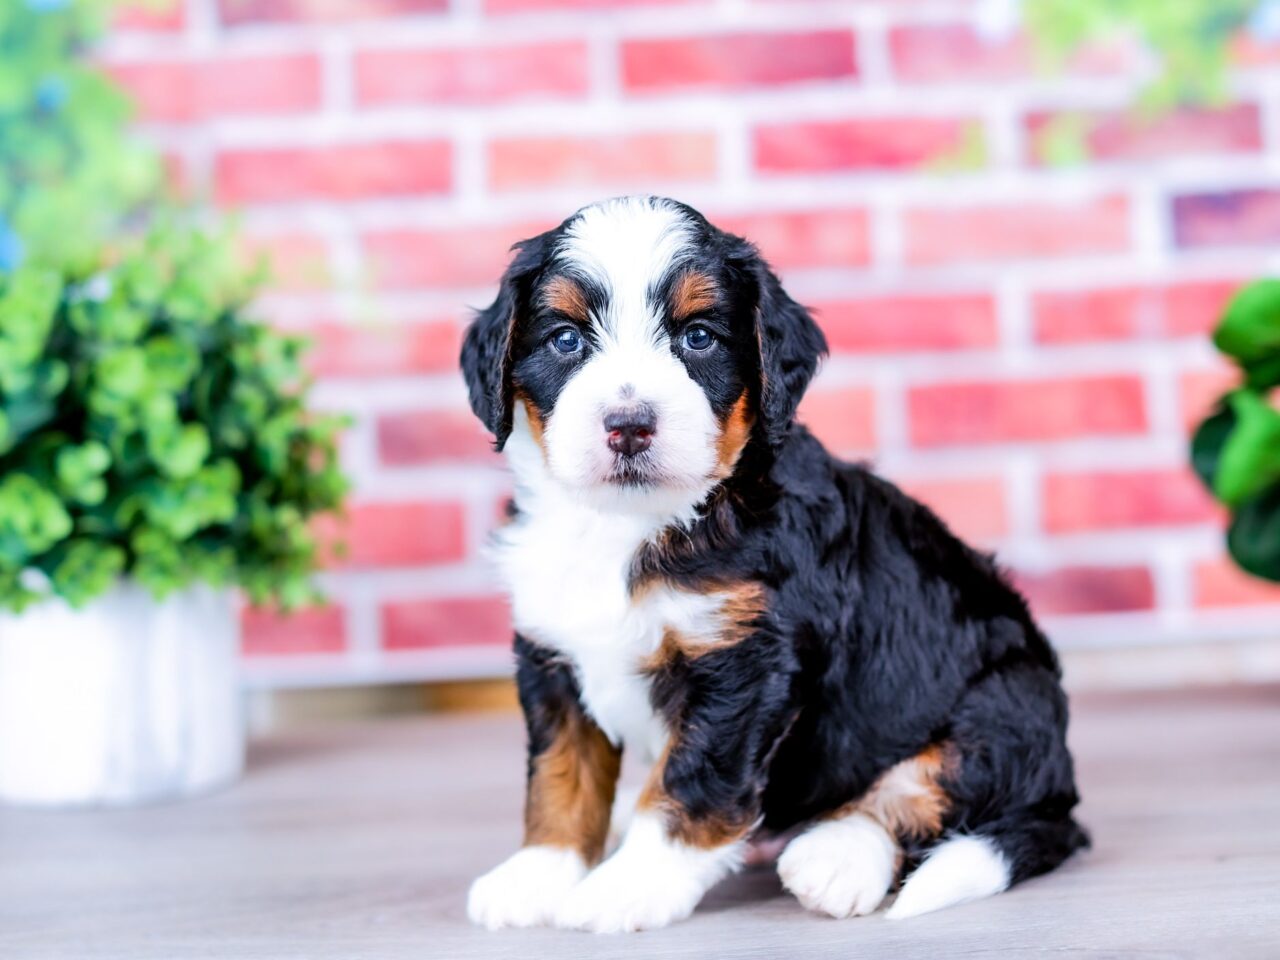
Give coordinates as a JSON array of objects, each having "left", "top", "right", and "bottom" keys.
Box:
[{"left": 461, "top": 196, "right": 1087, "bottom": 933}]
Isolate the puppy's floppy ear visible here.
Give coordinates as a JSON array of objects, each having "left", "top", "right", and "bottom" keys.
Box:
[
  {"left": 733, "top": 243, "right": 828, "bottom": 446},
  {"left": 460, "top": 233, "right": 550, "bottom": 450}
]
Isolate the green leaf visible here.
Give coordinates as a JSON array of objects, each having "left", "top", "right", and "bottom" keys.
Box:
[
  {"left": 56, "top": 440, "right": 112, "bottom": 505},
  {"left": 1244, "top": 354, "right": 1280, "bottom": 391},
  {"left": 143, "top": 335, "right": 199, "bottom": 392},
  {"left": 1191, "top": 402, "right": 1234, "bottom": 490},
  {"left": 1214, "top": 391, "right": 1280, "bottom": 507},
  {"left": 1214, "top": 279, "right": 1280, "bottom": 367},
  {"left": 1227, "top": 483, "right": 1280, "bottom": 582},
  {"left": 146, "top": 422, "right": 210, "bottom": 479},
  {"left": 0, "top": 474, "right": 72, "bottom": 566},
  {"left": 95, "top": 347, "right": 147, "bottom": 397},
  {"left": 51, "top": 540, "right": 126, "bottom": 608},
  {"left": 0, "top": 267, "right": 60, "bottom": 343}
]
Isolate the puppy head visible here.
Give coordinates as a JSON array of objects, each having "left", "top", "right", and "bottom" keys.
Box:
[{"left": 461, "top": 196, "right": 826, "bottom": 513}]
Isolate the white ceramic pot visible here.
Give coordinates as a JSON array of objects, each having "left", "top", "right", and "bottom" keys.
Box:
[{"left": 0, "top": 583, "right": 244, "bottom": 807}]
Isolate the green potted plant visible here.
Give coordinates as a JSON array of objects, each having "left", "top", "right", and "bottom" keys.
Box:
[
  {"left": 1192, "top": 284, "right": 1280, "bottom": 582},
  {"left": 0, "top": 1, "right": 347, "bottom": 806},
  {"left": 0, "top": 227, "right": 347, "bottom": 806}
]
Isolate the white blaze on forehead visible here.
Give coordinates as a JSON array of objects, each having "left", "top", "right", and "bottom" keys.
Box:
[
  {"left": 554, "top": 197, "right": 695, "bottom": 345},
  {"left": 533, "top": 197, "right": 719, "bottom": 517}
]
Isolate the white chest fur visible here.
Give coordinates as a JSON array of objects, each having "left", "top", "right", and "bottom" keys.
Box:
[
  {"left": 494, "top": 497, "right": 671, "bottom": 760},
  {"left": 495, "top": 408, "right": 729, "bottom": 762}
]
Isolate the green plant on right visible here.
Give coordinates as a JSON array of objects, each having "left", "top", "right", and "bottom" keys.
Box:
[{"left": 1192, "top": 283, "right": 1280, "bottom": 582}]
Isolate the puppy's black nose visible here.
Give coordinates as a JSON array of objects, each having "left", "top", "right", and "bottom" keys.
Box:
[{"left": 604, "top": 406, "right": 656, "bottom": 456}]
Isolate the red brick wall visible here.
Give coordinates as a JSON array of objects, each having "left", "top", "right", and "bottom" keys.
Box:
[{"left": 107, "top": 0, "right": 1280, "bottom": 688}]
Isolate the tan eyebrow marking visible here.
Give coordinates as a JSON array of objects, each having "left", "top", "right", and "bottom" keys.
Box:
[
  {"left": 542, "top": 276, "right": 590, "bottom": 323},
  {"left": 670, "top": 270, "right": 720, "bottom": 321}
]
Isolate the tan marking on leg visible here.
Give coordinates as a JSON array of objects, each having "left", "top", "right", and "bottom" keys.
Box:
[
  {"left": 714, "top": 393, "right": 755, "bottom": 479},
  {"left": 670, "top": 270, "right": 720, "bottom": 322},
  {"left": 836, "top": 744, "right": 956, "bottom": 842},
  {"left": 541, "top": 275, "right": 590, "bottom": 323},
  {"left": 524, "top": 712, "right": 622, "bottom": 865}
]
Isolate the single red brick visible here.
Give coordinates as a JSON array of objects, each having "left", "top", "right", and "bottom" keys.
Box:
[
  {"left": 107, "top": 54, "right": 322, "bottom": 123},
  {"left": 1042, "top": 468, "right": 1218, "bottom": 534},
  {"left": 889, "top": 23, "right": 1128, "bottom": 83},
  {"left": 240, "top": 232, "right": 332, "bottom": 291},
  {"left": 355, "top": 40, "right": 589, "bottom": 105},
  {"left": 488, "top": 131, "right": 716, "bottom": 190},
  {"left": 797, "top": 386, "right": 877, "bottom": 453},
  {"left": 218, "top": 0, "right": 446, "bottom": 25},
  {"left": 904, "top": 195, "right": 1131, "bottom": 265},
  {"left": 1015, "top": 565, "right": 1156, "bottom": 616},
  {"left": 362, "top": 219, "right": 556, "bottom": 290},
  {"left": 1194, "top": 559, "right": 1280, "bottom": 608},
  {"left": 1179, "top": 365, "right": 1239, "bottom": 431},
  {"left": 382, "top": 596, "right": 512, "bottom": 650},
  {"left": 815, "top": 293, "right": 998, "bottom": 354},
  {"left": 621, "top": 30, "right": 856, "bottom": 93},
  {"left": 305, "top": 320, "right": 462, "bottom": 378},
  {"left": 1026, "top": 104, "right": 1262, "bottom": 165},
  {"left": 317, "top": 501, "right": 467, "bottom": 568},
  {"left": 241, "top": 605, "right": 346, "bottom": 657},
  {"left": 486, "top": 0, "right": 698, "bottom": 11},
  {"left": 714, "top": 209, "right": 871, "bottom": 270},
  {"left": 377, "top": 410, "right": 498, "bottom": 466},
  {"left": 1173, "top": 189, "right": 1280, "bottom": 249},
  {"left": 889, "top": 23, "right": 1028, "bottom": 83},
  {"left": 908, "top": 375, "right": 1147, "bottom": 447},
  {"left": 755, "top": 117, "right": 976, "bottom": 173},
  {"left": 216, "top": 140, "right": 451, "bottom": 204},
  {"left": 114, "top": 2, "right": 186, "bottom": 31},
  {"left": 899, "top": 475, "right": 1008, "bottom": 541},
  {"left": 1165, "top": 280, "right": 1242, "bottom": 336},
  {"left": 1033, "top": 280, "right": 1239, "bottom": 344}
]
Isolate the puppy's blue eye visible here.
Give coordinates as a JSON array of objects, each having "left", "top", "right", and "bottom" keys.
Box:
[
  {"left": 683, "top": 325, "right": 714, "bottom": 351},
  {"left": 552, "top": 329, "right": 582, "bottom": 354}
]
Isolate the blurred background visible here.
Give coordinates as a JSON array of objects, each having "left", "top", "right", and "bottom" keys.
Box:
[{"left": 97, "top": 0, "right": 1280, "bottom": 718}]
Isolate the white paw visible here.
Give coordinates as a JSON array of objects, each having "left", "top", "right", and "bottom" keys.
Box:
[
  {"left": 778, "top": 813, "right": 898, "bottom": 918},
  {"left": 467, "top": 846, "right": 586, "bottom": 930},
  {"left": 554, "top": 849, "right": 703, "bottom": 933},
  {"left": 553, "top": 813, "right": 738, "bottom": 934}
]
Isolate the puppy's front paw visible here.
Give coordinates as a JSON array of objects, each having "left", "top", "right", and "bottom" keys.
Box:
[
  {"left": 467, "top": 846, "right": 586, "bottom": 930},
  {"left": 554, "top": 852, "right": 702, "bottom": 933},
  {"left": 778, "top": 813, "right": 898, "bottom": 918}
]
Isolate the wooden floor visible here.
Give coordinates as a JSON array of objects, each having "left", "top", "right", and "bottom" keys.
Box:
[{"left": 3, "top": 686, "right": 1278, "bottom": 959}]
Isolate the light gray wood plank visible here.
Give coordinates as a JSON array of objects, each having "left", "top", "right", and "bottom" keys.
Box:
[{"left": 2, "top": 686, "right": 1278, "bottom": 959}]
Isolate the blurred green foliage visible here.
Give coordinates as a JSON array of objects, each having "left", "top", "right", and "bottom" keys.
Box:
[
  {"left": 0, "top": 228, "right": 348, "bottom": 610},
  {"left": 0, "top": 0, "right": 160, "bottom": 272},
  {"left": 0, "top": 0, "right": 349, "bottom": 611},
  {"left": 1025, "top": 0, "right": 1259, "bottom": 110},
  {"left": 1024, "top": 1, "right": 1265, "bottom": 166},
  {"left": 1192, "top": 283, "right": 1280, "bottom": 582}
]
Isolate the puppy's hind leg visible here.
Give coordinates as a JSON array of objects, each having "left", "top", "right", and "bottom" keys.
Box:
[{"left": 779, "top": 744, "right": 953, "bottom": 919}]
